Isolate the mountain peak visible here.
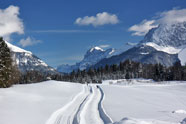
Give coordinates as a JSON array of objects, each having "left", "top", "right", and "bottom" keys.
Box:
[
  {"left": 57, "top": 47, "right": 117, "bottom": 73},
  {"left": 140, "top": 21, "right": 186, "bottom": 54}
]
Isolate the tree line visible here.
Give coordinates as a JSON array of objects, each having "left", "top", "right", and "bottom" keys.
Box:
[{"left": 59, "top": 60, "right": 186, "bottom": 83}]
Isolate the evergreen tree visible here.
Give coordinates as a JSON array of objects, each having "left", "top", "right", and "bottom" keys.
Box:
[{"left": 0, "top": 37, "right": 20, "bottom": 88}]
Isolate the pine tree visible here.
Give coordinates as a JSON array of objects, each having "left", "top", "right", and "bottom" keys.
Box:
[{"left": 0, "top": 37, "right": 20, "bottom": 87}]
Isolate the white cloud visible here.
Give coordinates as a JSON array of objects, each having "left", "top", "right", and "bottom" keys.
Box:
[
  {"left": 0, "top": 5, "right": 24, "bottom": 40},
  {"left": 157, "top": 8, "right": 186, "bottom": 24},
  {"left": 128, "top": 20, "right": 158, "bottom": 36},
  {"left": 18, "top": 37, "right": 41, "bottom": 47},
  {"left": 99, "top": 44, "right": 110, "bottom": 48},
  {"left": 129, "top": 8, "right": 186, "bottom": 36},
  {"left": 75, "top": 12, "right": 119, "bottom": 27}
]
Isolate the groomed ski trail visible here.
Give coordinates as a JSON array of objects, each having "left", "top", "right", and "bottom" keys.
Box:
[
  {"left": 79, "top": 85, "right": 113, "bottom": 124},
  {"left": 45, "top": 85, "right": 90, "bottom": 124},
  {"left": 45, "top": 84, "right": 112, "bottom": 124}
]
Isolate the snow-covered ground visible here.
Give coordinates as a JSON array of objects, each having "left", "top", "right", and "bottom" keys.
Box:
[
  {"left": 101, "top": 80, "right": 186, "bottom": 124},
  {"left": 0, "top": 81, "right": 83, "bottom": 124},
  {"left": 0, "top": 80, "right": 186, "bottom": 124}
]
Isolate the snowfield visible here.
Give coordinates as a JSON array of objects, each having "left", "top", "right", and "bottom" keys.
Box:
[
  {"left": 0, "top": 81, "right": 83, "bottom": 124},
  {"left": 101, "top": 79, "right": 186, "bottom": 124},
  {"left": 0, "top": 80, "right": 186, "bottom": 124}
]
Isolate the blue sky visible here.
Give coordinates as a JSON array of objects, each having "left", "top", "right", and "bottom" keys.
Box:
[{"left": 0, "top": 0, "right": 186, "bottom": 67}]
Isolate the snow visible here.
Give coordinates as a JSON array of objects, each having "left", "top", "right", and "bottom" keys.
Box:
[
  {"left": 113, "top": 117, "right": 175, "bottom": 124},
  {"left": 140, "top": 52, "right": 149, "bottom": 55},
  {"left": 79, "top": 85, "right": 104, "bottom": 124},
  {"left": 5, "top": 41, "right": 32, "bottom": 54},
  {"left": 141, "top": 22, "right": 186, "bottom": 52},
  {"left": 140, "top": 22, "right": 186, "bottom": 55},
  {"left": 0, "top": 81, "right": 83, "bottom": 124},
  {"left": 145, "top": 42, "right": 182, "bottom": 54},
  {"left": 38, "top": 59, "right": 48, "bottom": 67},
  {"left": 101, "top": 79, "right": 186, "bottom": 124},
  {"left": 45, "top": 85, "right": 89, "bottom": 124},
  {"left": 178, "top": 47, "right": 186, "bottom": 66},
  {"left": 103, "top": 79, "right": 154, "bottom": 85},
  {"left": 45, "top": 84, "right": 112, "bottom": 124},
  {"left": 90, "top": 46, "right": 104, "bottom": 52},
  {"left": 109, "top": 49, "right": 115, "bottom": 55},
  {"left": 0, "top": 81, "right": 112, "bottom": 124},
  {"left": 172, "top": 110, "right": 186, "bottom": 114},
  {"left": 0, "top": 80, "right": 186, "bottom": 124}
]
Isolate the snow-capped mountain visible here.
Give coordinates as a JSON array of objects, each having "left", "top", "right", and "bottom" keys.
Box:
[
  {"left": 5, "top": 41, "right": 58, "bottom": 74},
  {"left": 59, "top": 22, "right": 186, "bottom": 72},
  {"left": 140, "top": 22, "right": 186, "bottom": 54},
  {"left": 95, "top": 22, "right": 186, "bottom": 67},
  {"left": 79, "top": 47, "right": 115, "bottom": 70},
  {"left": 94, "top": 45, "right": 179, "bottom": 68},
  {"left": 57, "top": 46, "right": 116, "bottom": 73}
]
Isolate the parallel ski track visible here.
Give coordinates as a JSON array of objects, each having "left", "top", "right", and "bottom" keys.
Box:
[
  {"left": 45, "top": 85, "right": 89, "bottom": 124},
  {"left": 98, "top": 86, "right": 113, "bottom": 124},
  {"left": 45, "top": 84, "right": 112, "bottom": 124}
]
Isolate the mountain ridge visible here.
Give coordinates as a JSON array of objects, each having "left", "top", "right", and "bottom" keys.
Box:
[
  {"left": 57, "top": 46, "right": 116, "bottom": 73},
  {"left": 5, "top": 41, "right": 58, "bottom": 75}
]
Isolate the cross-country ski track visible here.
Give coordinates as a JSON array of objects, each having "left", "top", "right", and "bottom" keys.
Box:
[{"left": 45, "top": 84, "right": 113, "bottom": 124}]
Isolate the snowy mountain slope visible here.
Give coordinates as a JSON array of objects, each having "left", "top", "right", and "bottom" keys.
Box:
[
  {"left": 5, "top": 41, "right": 32, "bottom": 54},
  {"left": 140, "top": 22, "right": 186, "bottom": 54},
  {"left": 5, "top": 41, "right": 58, "bottom": 74},
  {"left": 94, "top": 45, "right": 179, "bottom": 67},
  {"left": 78, "top": 47, "right": 115, "bottom": 70},
  {"left": 57, "top": 46, "right": 116, "bottom": 73},
  {"left": 178, "top": 47, "right": 186, "bottom": 66},
  {"left": 94, "top": 22, "right": 186, "bottom": 68}
]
